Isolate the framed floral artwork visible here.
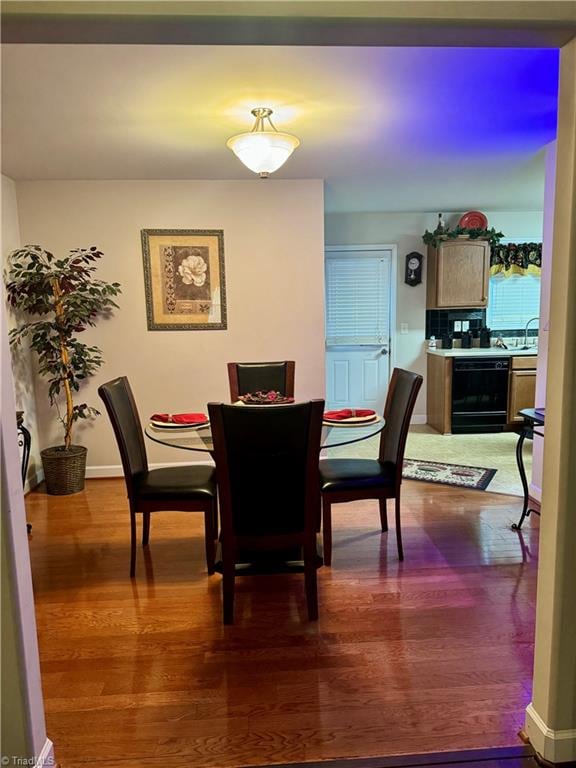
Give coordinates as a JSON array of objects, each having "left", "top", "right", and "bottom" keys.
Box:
[{"left": 141, "top": 229, "right": 227, "bottom": 330}]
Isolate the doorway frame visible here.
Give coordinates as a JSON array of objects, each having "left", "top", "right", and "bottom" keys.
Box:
[{"left": 2, "top": 4, "right": 575, "bottom": 766}]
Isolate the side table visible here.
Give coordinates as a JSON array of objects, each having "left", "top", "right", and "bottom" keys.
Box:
[
  {"left": 16, "top": 411, "right": 32, "bottom": 533},
  {"left": 512, "top": 407, "right": 545, "bottom": 531}
]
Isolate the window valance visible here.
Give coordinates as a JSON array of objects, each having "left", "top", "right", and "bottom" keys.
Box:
[{"left": 490, "top": 242, "right": 542, "bottom": 277}]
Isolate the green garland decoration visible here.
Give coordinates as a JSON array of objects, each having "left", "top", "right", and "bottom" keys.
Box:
[{"left": 422, "top": 226, "right": 504, "bottom": 249}]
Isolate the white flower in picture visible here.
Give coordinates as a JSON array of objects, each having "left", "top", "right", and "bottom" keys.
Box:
[{"left": 178, "top": 254, "right": 207, "bottom": 287}]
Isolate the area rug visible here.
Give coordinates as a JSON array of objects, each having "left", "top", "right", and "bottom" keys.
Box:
[{"left": 402, "top": 458, "right": 497, "bottom": 490}]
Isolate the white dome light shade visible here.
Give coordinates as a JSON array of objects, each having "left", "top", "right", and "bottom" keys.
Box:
[
  {"left": 227, "top": 131, "right": 300, "bottom": 176},
  {"left": 226, "top": 108, "right": 300, "bottom": 178}
]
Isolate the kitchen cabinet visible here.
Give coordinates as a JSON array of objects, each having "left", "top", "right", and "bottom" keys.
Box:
[
  {"left": 508, "top": 356, "right": 537, "bottom": 424},
  {"left": 426, "top": 354, "right": 452, "bottom": 434},
  {"left": 426, "top": 352, "right": 537, "bottom": 434},
  {"left": 426, "top": 239, "right": 490, "bottom": 308}
]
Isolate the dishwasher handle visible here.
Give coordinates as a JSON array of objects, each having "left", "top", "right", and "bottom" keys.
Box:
[{"left": 453, "top": 359, "right": 510, "bottom": 372}]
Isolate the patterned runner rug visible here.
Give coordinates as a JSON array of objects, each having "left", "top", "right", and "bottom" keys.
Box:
[{"left": 403, "top": 458, "right": 497, "bottom": 490}]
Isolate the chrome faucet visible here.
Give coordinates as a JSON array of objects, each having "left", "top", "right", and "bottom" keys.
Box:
[{"left": 523, "top": 316, "right": 539, "bottom": 348}]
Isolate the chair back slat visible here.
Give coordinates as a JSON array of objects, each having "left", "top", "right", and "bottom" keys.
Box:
[
  {"left": 228, "top": 361, "right": 295, "bottom": 402},
  {"left": 378, "top": 369, "right": 423, "bottom": 476},
  {"left": 98, "top": 377, "right": 148, "bottom": 494},
  {"left": 209, "top": 400, "right": 323, "bottom": 538}
]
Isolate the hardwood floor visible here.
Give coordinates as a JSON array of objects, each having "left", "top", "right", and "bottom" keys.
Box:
[{"left": 24, "top": 478, "right": 539, "bottom": 768}]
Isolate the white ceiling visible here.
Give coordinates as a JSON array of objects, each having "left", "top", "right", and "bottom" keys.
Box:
[{"left": 1, "top": 44, "right": 558, "bottom": 212}]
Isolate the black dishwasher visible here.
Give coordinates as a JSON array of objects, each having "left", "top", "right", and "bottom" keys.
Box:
[{"left": 451, "top": 357, "right": 510, "bottom": 433}]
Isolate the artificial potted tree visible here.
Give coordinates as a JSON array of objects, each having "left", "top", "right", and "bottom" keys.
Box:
[{"left": 5, "top": 244, "right": 121, "bottom": 495}]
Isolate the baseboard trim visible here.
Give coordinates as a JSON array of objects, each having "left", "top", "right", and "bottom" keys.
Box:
[
  {"left": 529, "top": 482, "right": 542, "bottom": 503},
  {"left": 35, "top": 736, "right": 55, "bottom": 767},
  {"left": 25, "top": 468, "right": 44, "bottom": 494},
  {"left": 85, "top": 464, "right": 124, "bottom": 478},
  {"left": 242, "top": 744, "right": 533, "bottom": 768},
  {"left": 86, "top": 460, "right": 210, "bottom": 478},
  {"left": 525, "top": 702, "right": 576, "bottom": 763}
]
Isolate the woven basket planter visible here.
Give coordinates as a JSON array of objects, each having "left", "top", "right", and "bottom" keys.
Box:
[{"left": 41, "top": 445, "right": 87, "bottom": 495}]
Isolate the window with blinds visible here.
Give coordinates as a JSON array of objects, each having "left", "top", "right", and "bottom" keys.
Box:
[
  {"left": 325, "top": 252, "right": 391, "bottom": 345},
  {"left": 486, "top": 273, "right": 541, "bottom": 331}
]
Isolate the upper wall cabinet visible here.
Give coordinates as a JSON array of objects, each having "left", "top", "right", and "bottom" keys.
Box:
[{"left": 426, "top": 239, "right": 490, "bottom": 308}]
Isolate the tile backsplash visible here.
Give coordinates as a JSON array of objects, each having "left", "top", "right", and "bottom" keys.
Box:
[
  {"left": 426, "top": 308, "right": 486, "bottom": 340},
  {"left": 425, "top": 309, "right": 540, "bottom": 340}
]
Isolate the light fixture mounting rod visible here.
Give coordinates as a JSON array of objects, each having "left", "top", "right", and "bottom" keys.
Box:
[
  {"left": 250, "top": 107, "right": 278, "bottom": 133},
  {"left": 251, "top": 107, "right": 273, "bottom": 119}
]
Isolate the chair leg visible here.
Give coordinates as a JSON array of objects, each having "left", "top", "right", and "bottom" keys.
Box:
[
  {"left": 130, "top": 511, "right": 137, "bottom": 578},
  {"left": 142, "top": 511, "right": 151, "bottom": 546},
  {"left": 322, "top": 498, "right": 333, "bottom": 567},
  {"left": 379, "top": 498, "right": 388, "bottom": 531},
  {"left": 395, "top": 493, "right": 404, "bottom": 561},
  {"left": 304, "top": 538, "right": 319, "bottom": 621},
  {"left": 222, "top": 551, "right": 235, "bottom": 625},
  {"left": 212, "top": 495, "right": 219, "bottom": 567},
  {"left": 204, "top": 501, "right": 216, "bottom": 575}
]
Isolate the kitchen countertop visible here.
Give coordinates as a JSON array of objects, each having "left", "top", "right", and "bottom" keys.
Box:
[{"left": 427, "top": 347, "right": 538, "bottom": 357}]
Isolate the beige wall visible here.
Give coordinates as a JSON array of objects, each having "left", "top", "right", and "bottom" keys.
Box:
[
  {"left": 1, "top": 175, "right": 43, "bottom": 489},
  {"left": 1, "top": 304, "right": 53, "bottom": 765},
  {"left": 325, "top": 210, "right": 544, "bottom": 418},
  {"left": 6, "top": 181, "right": 544, "bottom": 461},
  {"left": 13, "top": 179, "right": 325, "bottom": 471},
  {"left": 531, "top": 144, "right": 556, "bottom": 501},
  {"left": 0, "top": 177, "right": 30, "bottom": 747},
  {"left": 1, "top": 512, "right": 30, "bottom": 761}
]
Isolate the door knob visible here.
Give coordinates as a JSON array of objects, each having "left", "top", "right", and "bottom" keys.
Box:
[{"left": 379, "top": 348, "right": 389, "bottom": 356}]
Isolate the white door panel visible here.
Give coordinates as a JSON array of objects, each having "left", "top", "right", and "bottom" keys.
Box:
[
  {"left": 326, "top": 346, "right": 389, "bottom": 411},
  {"left": 363, "top": 357, "right": 381, "bottom": 401},
  {"left": 325, "top": 247, "right": 393, "bottom": 411},
  {"left": 333, "top": 360, "right": 350, "bottom": 402}
]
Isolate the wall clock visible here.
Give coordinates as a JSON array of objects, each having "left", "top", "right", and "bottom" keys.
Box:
[{"left": 405, "top": 252, "right": 423, "bottom": 286}]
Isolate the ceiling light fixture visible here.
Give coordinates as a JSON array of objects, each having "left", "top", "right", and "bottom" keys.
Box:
[{"left": 226, "top": 107, "right": 300, "bottom": 178}]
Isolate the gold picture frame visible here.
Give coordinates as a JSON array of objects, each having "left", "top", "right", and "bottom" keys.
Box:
[{"left": 141, "top": 229, "right": 227, "bottom": 331}]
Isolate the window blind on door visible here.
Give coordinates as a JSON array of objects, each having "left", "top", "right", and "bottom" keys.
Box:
[{"left": 325, "top": 253, "right": 391, "bottom": 345}]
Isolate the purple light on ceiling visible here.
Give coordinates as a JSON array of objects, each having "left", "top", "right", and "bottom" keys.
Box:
[{"left": 380, "top": 48, "right": 559, "bottom": 156}]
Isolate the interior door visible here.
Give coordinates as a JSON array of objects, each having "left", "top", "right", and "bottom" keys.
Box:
[{"left": 325, "top": 248, "right": 393, "bottom": 411}]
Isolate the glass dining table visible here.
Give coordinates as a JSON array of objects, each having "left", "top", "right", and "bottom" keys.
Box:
[
  {"left": 145, "top": 411, "right": 384, "bottom": 573},
  {"left": 145, "top": 416, "right": 384, "bottom": 454}
]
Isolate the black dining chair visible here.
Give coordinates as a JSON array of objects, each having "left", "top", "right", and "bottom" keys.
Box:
[
  {"left": 98, "top": 376, "right": 218, "bottom": 577},
  {"left": 319, "top": 368, "right": 423, "bottom": 565},
  {"left": 208, "top": 399, "right": 324, "bottom": 624},
  {"left": 227, "top": 361, "right": 295, "bottom": 402}
]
